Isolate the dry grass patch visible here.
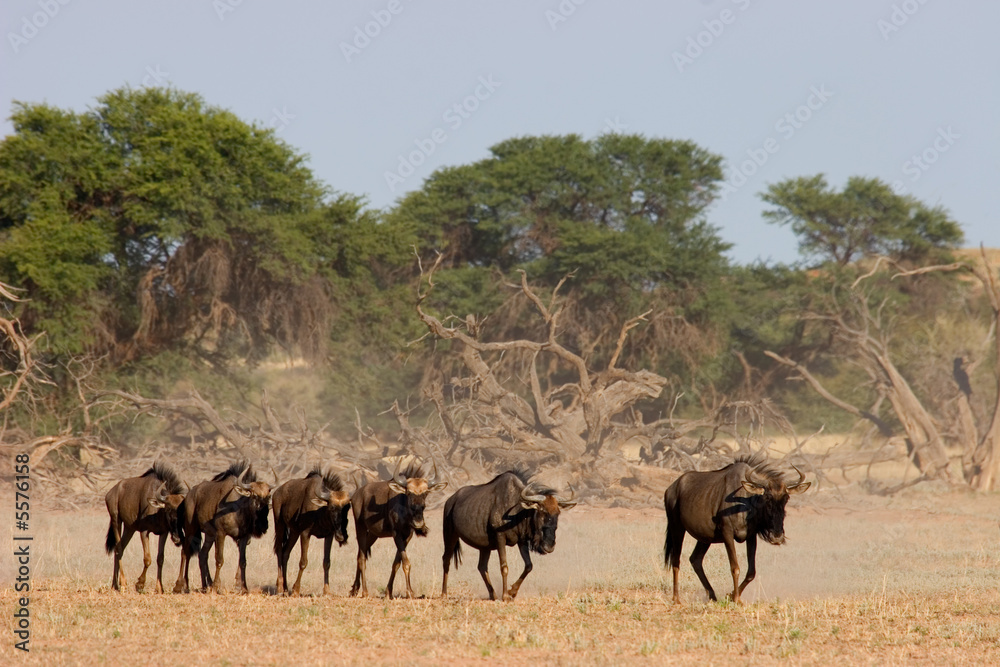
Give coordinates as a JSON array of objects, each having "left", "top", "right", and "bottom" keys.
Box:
[{"left": 3, "top": 586, "right": 1000, "bottom": 665}]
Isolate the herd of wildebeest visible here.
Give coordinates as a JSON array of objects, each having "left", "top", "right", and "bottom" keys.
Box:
[{"left": 104, "top": 453, "right": 810, "bottom": 604}]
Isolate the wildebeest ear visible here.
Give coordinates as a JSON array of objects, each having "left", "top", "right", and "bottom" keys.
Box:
[
  {"left": 787, "top": 481, "right": 811, "bottom": 495},
  {"left": 429, "top": 481, "right": 448, "bottom": 492},
  {"left": 311, "top": 497, "right": 329, "bottom": 508},
  {"left": 557, "top": 500, "right": 577, "bottom": 510},
  {"left": 741, "top": 481, "right": 766, "bottom": 495},
  {"left": 233, "top": 485, "right": 253, "bottom": 497},
  {"left": 520, "top": 500, "right": 540, "bottom": 510},
  {"left": 387, "top": 480, "right": 406, "bottom": 494},
  {"left": 148, "top": 498, "right": 166, "bottom": 509}
]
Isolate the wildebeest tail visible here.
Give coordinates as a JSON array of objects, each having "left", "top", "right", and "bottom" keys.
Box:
[
  {"left": 273, "top": 521, "right": 287, "bottom": 556},
  {"left": 452, "top": 541, "right": 463, "bottom": 568},
  {"left": 189, "top": 530, "right": 202, "bottom": 554},
  {"left": 105, "top": 520, "right": 116, "bottom": 554},
  {"left": 663, "top": 521, "right": 671, "bottom": 567}
]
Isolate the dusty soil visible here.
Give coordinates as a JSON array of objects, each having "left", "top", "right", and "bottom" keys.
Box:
[{"left": 3, "top": 481, "right": 1000, "bottom": 665}]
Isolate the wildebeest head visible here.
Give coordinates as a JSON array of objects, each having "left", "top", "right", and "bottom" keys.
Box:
[
  {"left": 308, "top": 468, "right": 352, "bottom": 545},
  {"left": 232, "top": 466, "right": 272, "bottom": 537},
  {"left": 740, "top": 464, "right": 810, "bottom": 545},
  {"left": 520, "top": 484, "right": 577, "bottom": 554},
  {"left": 386, "top": 461, "right": 447, "bottom": 536},
  {"left": 147, "top": 480, "right": 187, "bottom": 546},
  {"left": 141, "top": 463, "right": 188, "bottom": 546}
]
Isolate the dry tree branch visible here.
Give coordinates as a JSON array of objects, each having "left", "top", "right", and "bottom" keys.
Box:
[{"left": 608, "top": 310, "right": 652, "bottom": 370}]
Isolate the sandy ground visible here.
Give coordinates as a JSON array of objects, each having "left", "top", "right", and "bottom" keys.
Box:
[{"left": 3, "top": 477, "right": 1000, "bottom": 665}]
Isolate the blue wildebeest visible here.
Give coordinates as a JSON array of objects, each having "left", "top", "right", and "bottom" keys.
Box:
[
  {"left": 663, "top": 453, "right": 810, "bottom": 604},
  {"left": 272, "top": 467, "right": 351, "bottom": 596},
  {"left": 441, "top": 469, "right": 576, "bottom": 601},
  {"left": 173, "top": 460, "right": 272, "bottom": 594},
  {"left": 349, "top": 460, "right": 447, "bottom": 599},
  {"left": 105, "top": 462, "right": 186, "bottom": 593}
]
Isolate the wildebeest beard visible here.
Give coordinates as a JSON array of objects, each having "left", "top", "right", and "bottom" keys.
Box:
[
  {"left": 249, "top": 501, "right": 270, "bottom": 538},
  {"left": 753, "top": 495, "right": 787, "bottom": 545},
  {"left": 413, "top": 522, "right": 429, "bottom": 538}
]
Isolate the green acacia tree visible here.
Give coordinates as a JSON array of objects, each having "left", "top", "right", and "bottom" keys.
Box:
[
  {"left": 0, "top": 87, "right": 386, "bottom": 367},
  {"left": 388, "top": 133, "right": 736, "bottom": 407},
  {"left": 761, "top": 174, "right": 963, "bottom": 267}
]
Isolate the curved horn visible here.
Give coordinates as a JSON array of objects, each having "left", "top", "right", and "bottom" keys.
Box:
[
  {"left": 237, "top": 464, "right": 252, "bottom": 489},
  {"left": 557, "top": 483, "right": 576, "bottom": 505},
  {"left": 520, "top": 485, "right": 547, "bottom": 505},
  {"left": 183, "top": 480, "right": 191, "bottom": 493},
  {"left": 270, "top": 465, "right": 279, "bottom": 486},
  {"left": 392, "top": 457, "right": 406, "bottom": 485},
  {"left": 788, "top": 465, "right": 806, "bottom": 488},
  {"left": 743, "top": 468, "right": 765, "bottom": 489},
  {"left": 156, "top": 480, "right": 168, "bottom": 501},
  {"left": 429, "top": 461, "right": 439, "bottom": 485}
]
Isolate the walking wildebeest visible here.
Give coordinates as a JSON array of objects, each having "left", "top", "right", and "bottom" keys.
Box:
[
  {"left": 441, "top": 469, "right": 576, "bottom": 601},
  {"left": 349, "top": 460, "right": 447, "bottom": 599},
  {"left": 104, "top": 462, "right": 186, "bottom": 593},
  {"left": 663, "top": 452, "right": 810, "bottom": 604},
  {"left": 173, "top": 460, "right": 272, "bottom": 594},
  {"left": 272, "top": 467, "right": 352, "bottom": 596}
]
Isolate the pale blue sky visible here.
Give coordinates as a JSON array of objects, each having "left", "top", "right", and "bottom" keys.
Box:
[{"left": 2, "top": 0, "right": 996, "bottom": 264}]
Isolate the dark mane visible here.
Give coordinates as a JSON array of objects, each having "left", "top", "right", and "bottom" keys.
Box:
[
  {"left": 211, "top": 459, "right": 253, "bottom": 483},
  {"left": 398, "top": 460, "right": 426, "bottom": 481},
  {"left": 492, "top": 466, "right": 532, "bottom": 486},
  {"left": 734, "top": 452, "right": 785, "bottom": 484},
  {"left": 142, "top": 461, "right": 185, "bottom": 495},
  {"left": 308, "top": 466, "right": 344, "bottom": 493}
]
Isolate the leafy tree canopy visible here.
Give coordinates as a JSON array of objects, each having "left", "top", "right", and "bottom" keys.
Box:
[
  {"left": 389, "top": 133, "right": 730, "bottom": 292},
  {"left": 760, "top": 174, "right": 963, "bottom": 267},
  {"left": 0, "top": 86, "right": 392, "bottom": 366}
]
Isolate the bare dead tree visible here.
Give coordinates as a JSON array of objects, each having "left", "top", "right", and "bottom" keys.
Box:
[
  {"left": 763, "top": 248, "right": 1000, "bottom": 488},
  {"left": 889, "top": 246, "right": 1000, "bottom": 490},
  {"left": 413, "top": 254, "right": 667, "bottom": 464},
  {"left": 0, "top": 282, "right": 47, "bottom": 417}
]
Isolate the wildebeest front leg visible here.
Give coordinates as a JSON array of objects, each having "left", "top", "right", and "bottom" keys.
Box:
[
  {"left": 506, "top": 543, "right": 533, "bottom": 600},
  {"left": 211, "top": 533, "right": 226, "bottom": 593},
  {"left": 292, "top": 530, "right": 312, "bottom": 596},
  {"left": 738, "top": 534, "right": 758, "bottom": 598},
  {"left": 136, "top": 531, "right": 152, "bottom": 592},
  {"left": 386, "top": 533, "right": 415, "bottom": 599},
  {"left": 497, "top": 543, "right": 511, "bottom": 601},
  {"left": 154, "top": 533, "right": 168, "bottom": 594},
  {"left": 236, "top": 537, "right": 249, "bottom": 594},
  {"left": 477, "top": 549, "right": 497, "bottom": 600},
  {"left": 722, "top": 532, "right": 742, "bottom": 603},
  {"left": 322, "top": 536, "right": 333, "bottom": 596},
  {"left": 689, "top": 541, "right": 717, "bottom": 601}
]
